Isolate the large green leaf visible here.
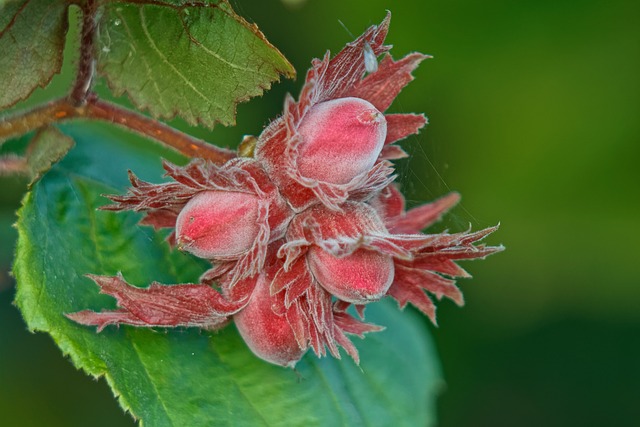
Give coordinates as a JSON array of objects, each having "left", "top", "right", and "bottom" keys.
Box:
[
  {"left": 97, "top": 1, "right": 295, "bottom": 128},
  {"left": 13, "top": 123, "right": 442, "bottom": 426},
  {"left": 0, "top": 0, "right": 69, "bottom": 108}
]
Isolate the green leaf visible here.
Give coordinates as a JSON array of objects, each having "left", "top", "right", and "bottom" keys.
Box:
[
  {"left": 13, "top": 123, "right": 442, "bottom": 426},
  {"left": 25, "top": 126, "right": 74, "bottom": 185},
  {"left": 0, "top": 0, "right": 70, "bottom": 108},
  {"left": 97, "top": 1, "right": 295, "bottom": 128}
]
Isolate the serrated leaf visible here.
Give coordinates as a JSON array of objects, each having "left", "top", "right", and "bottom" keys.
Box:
[
  {"left": 25, "top": 126, "right": 74, "bottom": 185},
  {"left": 97, "top": 1, "right": 295, "bottom": 128},
  {"left": 13, "top": 123, "right": 442, "bottom": 427},
  {"left": 0, "top": 0, "right": 70, "bottom": 108}
]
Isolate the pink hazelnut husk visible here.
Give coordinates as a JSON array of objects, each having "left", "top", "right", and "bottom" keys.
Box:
[
  {"left": 307, "top": 247, "right": 394, "bottom": 304},
  {"left": 175, "top": 190, "right": 260, "bottom": 260},
  {"left": 296, "top": 97, "right": 387, "bottom": 185},
  {"left": 234, "top": 274, "right": 305, "bottom": 368}
]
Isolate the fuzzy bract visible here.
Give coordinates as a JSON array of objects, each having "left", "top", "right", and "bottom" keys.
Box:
[{"left": 68, "top": 13, "right": 503, "bottom": 368}]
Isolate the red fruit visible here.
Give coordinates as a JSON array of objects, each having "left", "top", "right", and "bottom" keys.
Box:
[
  {"left": 234, "top": 274, "right": 305, "bottom": 368},
  {"left": 175, "top": 190, "right": 260, "bottom": 259},
  {"left": 307, "top": 247, "right": 394, "bottom": 304},
  {"left": 296, "top": 97, "right": 387, "bottom": 184}
]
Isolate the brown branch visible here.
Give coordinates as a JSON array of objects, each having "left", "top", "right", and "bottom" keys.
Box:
[
  {"left": 85, "top": 97, "right": 236, "bottom": 162},
  {"left": 0, "top": 97, "right": 236, "bottom": 164},
  {"left": 0, "top": 100, "right": 76, "bottom": 140},
  {"left": 69, "top": 0, "right": 99, "bottom": 105}
]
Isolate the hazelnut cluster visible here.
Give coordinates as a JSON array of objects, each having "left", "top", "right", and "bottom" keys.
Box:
[{"left": 68, "top": 15, "right": 502, "bottom": 367}]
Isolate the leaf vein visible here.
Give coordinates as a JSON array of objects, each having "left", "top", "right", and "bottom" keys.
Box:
[
  {"left": 131, "top": 339, "right": 179, "bottom": 427},
  {"left": 194, "top": 33, "right": 272, "bottom": 79},
  {"left": 75, "top": 177, "right": 107, "bottom": 273},
  {"left": 0, "top": 0, "right": 31, "bottom": 38},
  {"left": 308, "top": 358, "right": 351, "bottom": 425},
  {"left": 117, "top": 9, "right": 170, "bottom": 113},
  {"left": 139, "top": 7, "right": 211, "bottom": 106},
  {"left": 213, "top": 345, "right": 272, "bottom": 426}
]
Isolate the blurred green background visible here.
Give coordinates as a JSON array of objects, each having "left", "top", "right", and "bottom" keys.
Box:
[{"left": 1, "top": 0, "right": 638, "bottom": 425}]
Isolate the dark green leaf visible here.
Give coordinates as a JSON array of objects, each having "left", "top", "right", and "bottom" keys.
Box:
[
  {"left": 25, "top": 126, "right": 74, "bottom": 185},
  {"left": 0, "top": 0, "right": 69, "bottom": 108},
  {"left": 13, "top": 123, "right": 442, "bottom": 426},
  {"left": 97, "top": 1, "right": 296, "bottom": 128}
]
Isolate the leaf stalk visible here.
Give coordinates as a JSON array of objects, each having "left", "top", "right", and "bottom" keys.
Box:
[{"left": 0, "top": 96, "right": 236, "bottom": 164}]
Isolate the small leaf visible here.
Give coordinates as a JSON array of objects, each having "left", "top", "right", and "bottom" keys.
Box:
[
  {"left": 97, "top": 1, "right": 296, "bottom": 128},
  {"left": 0, "top": 0, "right": 70, "bottom": 108},
  {"left": 13, "top": 123, "right": 443, "bottom": 426},
  {"left": 25, "top": 126, "right": 74, "bottom": 185}
]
